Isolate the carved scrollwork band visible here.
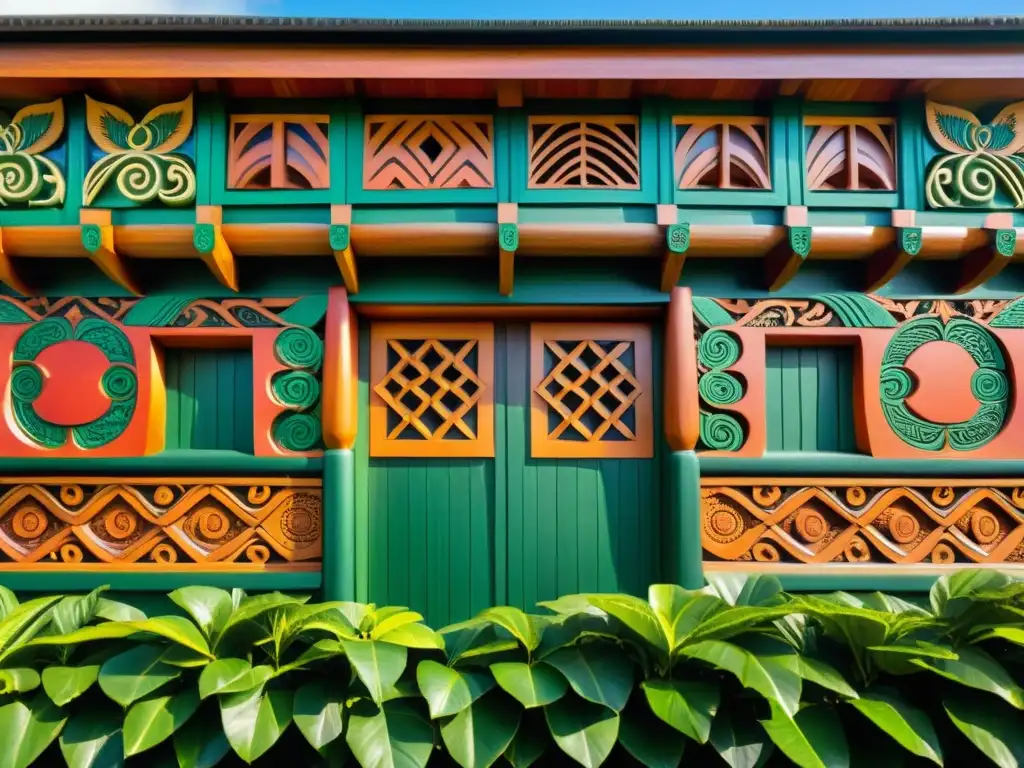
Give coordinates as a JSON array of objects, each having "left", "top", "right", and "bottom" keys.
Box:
[
  {"left": 696, "top": 329, "right": 746, "bottom": 452},
  {"left": 702, "top": 481, "right": 1024, "bottom": 566}
]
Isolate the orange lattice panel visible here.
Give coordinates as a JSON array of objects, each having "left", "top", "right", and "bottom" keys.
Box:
[
  {"left": 527, "top": 116, "right": 640, "bottom": 189},
  {"left": 804, "top": 117, "right": 896, "bottom": 192},
  {"left": 673, "top": 116, "right": 771, "bottom": 190},
  {"left": 227, "top": 114, "right": 330, "bottom": 190}
]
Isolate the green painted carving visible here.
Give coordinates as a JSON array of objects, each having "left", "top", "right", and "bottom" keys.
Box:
[
  {"left": 813, "top": 293, "right": 898, "bottom": 328},
  {"left": 697, "top": 371, "right": 743, "bottom": 406},
  {"left": 277, "top": 296, "right": 329, "bottom": 328},
  {"left": 10, "top": 317, "right": 137, "bottom": 450},
  {"left": 699, "top": 412, "right": 744, "bottom": 452},
  {"left": 925, "top": 101, "right": 1024, "bottom": 209},
  {"left": 80, "top": 224, "right": 102, "bottom": 253},
  {"left": 990, "top": 297, "right": 1024, "bottom": 328},
  {"left": 273, "top": 412, "right": 322, "bottom": 452},
  {"left": 697, "top": 329, "right": 741, "bottom": 370},
  {"left": 499, "top": 223, "right": 519, "bottom": 252},
  {"left": 880, "top": 315, "right": 1008, "bottom": 451},
  {"left": 900, "top": 227, "right": 923, "bottom": 257},
  {"left": 0, "top": 300, "right": 34, "bottom": 325},
  {"left": 121, "top": 296, "right": 199, "bottom": 327},
  {"left": 274, "top": 327, "right": 324, "bottom": 372},
  {"left": 789, "top": 226, "right": 812, "bottom": 258},
  {"left": 193, "top": 223, "right": 216, "bottom": 254},
  {"left": 692, "top": 297, "right": 734, "bottom": 329},
  {"left": 329, "top": 224, "right": 350, "bottom": 251},
  {"left": 666, "top": 223, "right": 690, "bottom": 254},
  {"left": 0, "top": 98, "right": 66, "bottom": 208},
  {"left": 271, "top": 370, "right": 320, "bottom": 412},
  {"left": 995, "top": 229, "right": 1017, "bottom": 257}
]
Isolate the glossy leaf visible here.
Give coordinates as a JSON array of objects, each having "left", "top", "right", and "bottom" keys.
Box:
[
  {"left": 58, "top": 708, "right": 123, "bottom": 768},
  {"left": 369, "top": 610, "right": 425, "bottom": 639},
  {"left": 478, "top": 607, "right": 541, "bottom": 652},
  {"left": 648, "top": 584, "right": 722, "bottom": 651},
  {"left": 346, "top": 699, "right": 433, "bottom": 768},
  {"left": 198, "top": 658, "right": 274, "bottom": 699},
  {"left": 583, "top": 594, "right": 669, "bottom": 655},
  {"left": 220, "top": 685, "right": 293, "bottom": 763},
  {"left": 415, "top": 659, "right": 494, "bottom": 719},
  {"left": 848, "top": 689, "right": 942, "bottom": 764},
  {"left": 543, "top": 644, "right": 633, "bottom": 712},
  {"left": 760, "top": 703, "right": 849, "bottom": 768},
  {"left": 490, "top": 661, "right": 567, "bottom": 708},
  {"left": 0, "top": 667, "right": 40, "bottom": 694},
  {"left": 94, "top": 598, "right": 146, "bottom": 623},
  {"left": 0, "top": 691, "right": 68, "bottom": 768},
  {"left": 377, "top": 622, "right": 444, "bottom": 650},
  {"left": 641, "top": 678, "right": 719, "bottom": 743},
  {"left": 51, "top": 588, "right": 107, "bottom": 636},
  {"left": 169, "top": 587, "right": 233, "bottom": 641},
  {"left": 619, "top": 700, "right": 686, "bottom": 768},
  {"left": 127, "top": 617, "right": 212, "bottom": 658},
  {"left": 173, "top": 707, "right": 232, "bottom": 768},
  {"left": 503, "top": 712, "right": 548, "bottom": 768},
  {"left": 215, "top": 592, "right": 307, "bottom": 651},
  {"left": 42, "top": 665, "right": 99, "bottom": 706},
  {"left": 710, "top": 707, "right": 774, "bottom": 768},
  {"left": 123, "top": 689, "right": 200, "bottom": 756},
  {"left": 294, "top": 680, "right": 345, "bottom": 750},
  {"left": 931, "top": 569, "right": 1011, "bottom": 618},
  {"left": 544, "top": 696, "right": 619, "bottom": 768},
  {"left": 98, "top": 644, "right": 180, "bottom": 707},
  {"left": 945, "top": 691, "right": 1024, "bottom": 768},
  {"left": 0, "top": 595, "right": 62, "bottom": 661},
  {"left": 915, "top": 646, "right": 1024, "bottom": 709},
  {"left": 681, "top": 639, "right": 801, "bottom": 716},
  {"left": 440, "top": 690, "right": 521, "bottom": 768},
  {"left": 343, "top": 639, "right": 408, "bottom": 704},
  {"left": 705, "top": 573, "right": 783, "bottom": 607}
]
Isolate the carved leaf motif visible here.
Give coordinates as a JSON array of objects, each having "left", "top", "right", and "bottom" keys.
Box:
[
  {"left": 989, "top": 102, "right": 1024, "bottom": 156},
  {"left": 140, "top": 94, "right": 193, "bottom": 154},
  {"left": 11, "top": 99, "right": 64, "bottom": 155},
  {"left": 925, "top": 102, "right": 980, "bottom": 155},
  {"left": 85, "top": 96, "right": 136, "bottom": 154}
]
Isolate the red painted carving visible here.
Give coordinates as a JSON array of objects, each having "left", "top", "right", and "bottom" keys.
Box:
[
  {"left": 904, "top": 341, "right": 979, "bottom": 424},
  {"left": 34, "top": 341, "right": 112, "bottom": 426}
]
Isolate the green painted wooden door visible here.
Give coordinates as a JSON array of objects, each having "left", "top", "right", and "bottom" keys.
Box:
[
  {"left": 356, "top": 322, "right": 663, "bottom": 627},
  {"left": 164, "top": 348, "right": 254, "bottom": 452}
]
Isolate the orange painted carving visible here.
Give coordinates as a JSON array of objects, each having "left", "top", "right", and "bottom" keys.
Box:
[
  {"left": 804, "top": 117, "right": 896, "bottom": 192},
  {"left": 228, "top": 115, "right": 329, "bottom": 190},
  {"left": 903, "top": 340, "right": 979, "bottom": 424},
  {"left": 674, "top": 117, "right": 771, "bottom": 190},
  {"left": 33, "top": 341, "right": 111, "bottom": 426},
  {"left": 528, "top": 116, "right": 640, "bottom": 189}
]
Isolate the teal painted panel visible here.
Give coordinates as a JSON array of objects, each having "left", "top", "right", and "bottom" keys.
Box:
[
  {"left": 765, "top": 346, "right": 856, "bottom": 453},
  {"left": 164, "top": 348, "right": 254, "bottom": 452}
]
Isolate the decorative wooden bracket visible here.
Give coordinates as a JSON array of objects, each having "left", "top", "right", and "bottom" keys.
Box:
[
  {"left": 330, "top": 204, "right": 358, "bottom": 294},
  {"left": 657, "top": 204, "right": 688, "bottom": 292},
  {"left": 194, "top": 205, "right": 238, "bottom": 291},
  {"left": 80, "top": 209, "right": 140, "bottom": 295},
  {"left": 323, "top": 286, "right": 359, "bottom": 451},
  {"left": 496, "top": 81, "right": 524, "bottom": 108},
  {"left": 865, "top": 210, "right": 920, "bottom": 291},
  {"left": 498, "top": 203, "right": 518, "bottom": 297},
  {"left": 0, "top": 228, "right": 30, "bottom": 296},
  {"left": 956, "top": 213, "right": 1018, "bottom": 294},
  {"left": 765, "top": 206, "right": 810, "bottom": 291}
]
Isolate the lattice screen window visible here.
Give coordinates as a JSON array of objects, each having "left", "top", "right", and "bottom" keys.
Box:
[
  {"left": 227, "top": 115, "right": 330, "bottom": 190},
  {"left": 673, "top": 117, "right": 771, "bottom": 190},
  {"left": 804, "top": 117, "right": 896, "bottom": 191},
  {"left": 370, "top": 323, "right": 494, "bottom": 458},
  {"left": 530, "top": 323, "right": 653, "bottom": 459},
  {"left": 363, "top": 116, "right": 495, "bottom": 190},
  {"left": 527, "top": 116, "right": 641, "bottom": 189}
]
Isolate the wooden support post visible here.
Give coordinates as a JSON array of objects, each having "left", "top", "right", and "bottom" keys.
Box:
[
  {"left": 664, "top": 287, "right": 700, "bottom": 452},
  {"left": 498, "top": 203, "right": 518, "bottom": 297},
  {"left": 865, "top": 209, "right": 920, "bottom": 291},
  {"left": 765, "top": 205, "right": 811, "bottom": 291},
  {"left": 330, "top": 204, "right": 359, "bottom": 294},
  {"left": 0, "top": 228, "right": 30, "bottom": 296},
  {"left": 496, "top": 81, "right": 524, "bottom": 108},
  {"left": 194, "top": 205, "right": 238, "bottom": 291},
  {"left": 80, "top": 208, "right": 140, "bottom": 295},
  {"left": 956, "top": 213, "right": 1018, "bottom": 294},
  {"left": 657, "top": 204, "right": 688, "bottom": 292},
  {"left": 668, "top": 450, "right": 704, "bottom": 590}
]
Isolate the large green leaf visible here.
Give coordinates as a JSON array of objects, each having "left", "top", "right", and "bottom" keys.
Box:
[
  {"left": 123, "top": 689, "right": 200, "bottom": 756},
  {"left": 647, "top": 585, "right": 722, "bottom": 651},
  {"left": 169, "top": 586, "right": 233, "bottom": 641},
  {"left": 346, "top": 699, "right": 433, "bottom": 768},
  {"left": 583, "top": 595, "right": 669, "bottom": 656},
  {"left": 503, "top": 712, "right": 548, "bottom": 768},
  {"left": 377, "top": 622, "right": 444, "bottom": 650},
  {"left": 173, "top": 707, "right": 232, "bottom": 768},
  {"left": 490, "top": 662, "right": 567, "bottom": 709},
  {"left": 127, "top": 617, "right": 213, "bottom": 658},
  {"left": 641, "top": 679, "right": 719, "bottom": 743},
  {"left": 542, "top": 644, "right": 633, "bottom": 712},
  {"left": 94, "top": 597, "right": 146, "bottom": 623},
  {"left": 51, "top": 588, "right": 107, "bottom": 636},
  {"left": 915, "top": 646, "right": 1024, "bottom": 709},
  {"left": 220, "top": 685, "right": 293, "bottom": 763},
  {"left": 0, "top": 595, "right": 62, "bottom": 661},
  {"left": 0, "top": 585, "right": 17, "bottom": 619},
  {"left": 98, "top": 644, "right": 181, "bottom": 707},
  {"left": 931, "top": 570, "right": 1011, "bottom": 618},
  {"left": 198, "top": 658, "right": 274, "bottom": 699},
  {"left": 440, "top": 690, "right": 521, "bottom": 768},
  {"left": 343, "top": 639, "right": 408, "bottom": 704},
  {"left": 369, "top": 610, "right": 425, "bottom": 639},
  {"left": 0, "top": 691, "right": 68, "bottom": 768},
  {"left": 478, "top": 607, "right": 541, "bottom": 652},
  {"left": 680, "top": 639, "right": 801, "bottom": 716},
  {"left": 0, "top": 668, "right": 40, "bottom": 694},
  {"left": 58, "top": 708, "right": 123, "bottom": 768},
  {"left": 848, "top": 688, "right": 942, "bottom": 765},
  {"left": 760, "top": 703, "right": 849, "bottom": 768},
  {"left": 686, "top": 605, "right": 795, "bottom": 644},
  {"left": 544, "top": 696, "right": 619, "bottom": 768},
  {"left": 215, "top": 592, "right": 307, "bottom": 652},
  {"left": 415, "top": 659, "right": 494, "bottom": 719},
  {"left": 945, "top": 691, "right": 1024, "bottom": 768},
  {"left": 704, "top": 573, "right": 783, "bottom": 607},
  {"left": 618, "top": 701, "right": 686, "bottom": 768},
  {"left": 42, "top": 665, "right": 100, "bottom": 707},
  {"left": 710, "top": 707, "right": 774, "bottom": 768},
  {"left": 294, "top": 680, "right": 345, "bottom": 750}
]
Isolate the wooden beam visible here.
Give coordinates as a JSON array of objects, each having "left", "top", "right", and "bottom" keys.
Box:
[
  {"left": 765, "top": 206, "right": 810, "bottom": 291},
  {"left": 865, "top": 209, "right": 919, "bottom": 291},
  {"left": 79, "top": 208, "right": 140, "bottom": 295},
  {"left": 657, "top": 204, "right": 688, "bottom": 292},
  {"left": 194, "top": 205, "right": 238, "bottom": 291},
  {"left": 330, "top": 204, "right": 358, "bottom": 294},
  {"left": 496, "top": 81, "right": 523, "bottom": 108},
  {"left": 0, "top": 229, "right": 30, "bottom": 296},
  {"left": 956, "top": 213, "right": 1018, "bottom": 294},
  {"left": 498, "top": 203, "right": 518, "bottom": 297}
]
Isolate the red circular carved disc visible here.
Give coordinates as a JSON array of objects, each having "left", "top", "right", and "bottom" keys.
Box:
[
  {"left": 903, "top": 340, "right": 979, "bottom": 425},
  {"left": 32, "top": 341, "right": 111, "bottom": 426}
]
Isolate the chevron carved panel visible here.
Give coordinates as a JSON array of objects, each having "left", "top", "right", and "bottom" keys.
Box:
[{"left": 528, "top": 116, "right": 640, "bottom": 189}]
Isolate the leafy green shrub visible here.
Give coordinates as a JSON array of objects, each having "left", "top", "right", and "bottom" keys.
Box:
[{"left": 0, "top": 570, "right": 1022, "bottom": 766}]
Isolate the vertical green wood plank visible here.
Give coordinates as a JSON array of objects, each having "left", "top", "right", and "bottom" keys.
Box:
[
  {"left": 536, "top": 462, "right": 558, "bottom": 603},
  {"left": 178, "top": 352, "right": 195, "bottom": 450},
  {"left": 618, "top": 460, "right": 640, "bottom": 594},
  {"left": 504, "top": 324, "right": 526, "bottom": 610},
  {"left": 408, "top": 462, "right": 428, "bottom": 616},
  {"left": 367, "top": 460, "right": 389, "bottom": 607},
  {"left": 837, "top": 350, "right": 855, "bottom": 451},
  {"left": 815, "top": 348, "right": 839, "bottom": 451},
  {"left": 799, "top": 348, "right": 818, "bottom": 451},
  {"left": 329, "top": 98, "right": 348, "bottom": 204},
  {"left": 355, "top": 326, "right": 371, "bottom": 603},
  {"left": 638, "top": 458, "right": 656, "bottom": 591},
  {"left": 597, "top": 459, "right": 618, "bottom": 593},
  {"left": 386, "top": 464, "right": 410, "bottom": 608},
  {"left": 780, "top": 349, "right": 801, "bottom": 450},
  {"left": 216, "top": 353, "right": 234, "bottom": 451},
  {"left": 193, "top": 352, "right": 218, "bottom": 449},
  {"left": 235, "top": 351, "right": 255, "bottom": 453},
  {"left": 449, "top": 461, "right": 472, "bottom": 621},
  {"left": 493, "top": 325, "right": 507, "bottom": 608},
  {"left": 509, "top": 109, "right": 526, "bottom": 204},
  {"left": 576, "top": 462, "right": 599, "bottom": 593},
  {"left": 426, "top": 463, "right": 450, "bottom": 626},
  {"left": 766, "top": 348, "right": 782, "bottom": 451},
  {"left": 470, "top": 461, "right": 494, "bottom": 617},
  {"left": 556, "top": 462, "right": 578, "bottom": 596},
  {"left": 164, "top": 352, "right": 180, "bottom": 450}
]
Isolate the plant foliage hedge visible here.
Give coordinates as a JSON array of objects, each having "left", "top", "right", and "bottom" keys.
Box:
[{"left": 0, "top": 571, "right": 1023, "bottom": 766}]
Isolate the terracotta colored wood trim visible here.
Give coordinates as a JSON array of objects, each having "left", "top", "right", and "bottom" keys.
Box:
[
  {"left": 322, "top": 287, "right": 358, "bottom": 451},
  {"left": 700, "top": 477, "right": 1024, "bottom": 487},
  {"left": 195, "top": 205, "right": 239, "bottom": 291},
  {"left": 0, "top": 228, "right": 30, "bottom": 295},
  {"left": 354, "top": 305, "right": 664, "bottom": 321},
  {"left": 665, "top": 287, "right": 699, "bottom": 452},
  {"left": 0, "top": 564, "right": 322, "bottom": 572},
  {"left": 0, "top": 476, "right": 322, "bottom": 486},
  {"left": 331, "top": 204, "right": 358, "bottom": 293},
  {"left": 80, "top": 208, "right": 141, "bottom": 295},
  {"left": 955, "top": 215, "right": 1019, "bottom": 294},
  {"left": 865, "top": 210, "right": 916, "bottom": 291}
]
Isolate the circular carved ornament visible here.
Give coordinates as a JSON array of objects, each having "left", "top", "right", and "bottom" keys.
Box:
[
  {"left": 794, "top": 508, "right": 828, "bottom": 544},
  {"left": 887, "top": 509, "right": 920, "bottom": 544},
  {"left": 971, "top": 510, "right": 1001, "bottom": 545},
  {"left": 879, "top": 316, "right": 1009, "bottom": 452}
]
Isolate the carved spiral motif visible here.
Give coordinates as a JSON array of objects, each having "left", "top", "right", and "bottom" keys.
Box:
[
  {"left": 195, "top": 507, "right": 230, "bottom": 541},
  {"left": 932, "top": 487, "right": 955, "bottom": 506},
  {"left": 247, "top": 486, "right": 272, "bottom": 505},
  {"left": 700, "top": 413, "right": 744, "bottom": 452},
  {"left": 245, "top": 544, "right": 270, "bottom": 564},
  {"left": 274, "top": 327, "right": 324, "bottom": 371},
  {"left": 697, "top": 330, "right": 741, "bottom": 369},
  {"left": 103, "top": 508, "right": 138, "bottom": 540},
  {"left": 59, "top": 485, "right": 84, "bottom": 506},
  {"left": 795, "top": 508, "right": 828, "bottom": 544},
  {"left": 193, "top": 224, "right": 215, "bottom": 253},
  {"left": 752, "top": 542, "right": 780, "bottom": 562},
  {"left": 499, "top": 224, "right": 518, "bottom": 251},
  {"left": 752, "top": 487, "right": 782, "bottom": 506},
  {"left": 698, "top": 371, "right": 743, "bottom": 406},
  {"left": 996, "top": 228, "right": 1018, "bottom": 256},
  {"left": 970, "top": 510, "right": 1001, "bottom": 545},
  {"left": 845, "top": 487, "right": 867, "bottom": 506},
  {"left": 12, "top": 506, "right": 47, "bottom": 539},
  {"left": 281, "top": 494, "right": 321, "bottom": 544},
  {"left": 931, "top": 543, "right": 956, "bottom": 564},
  {"left": 879, "top": 367, "right": 914, "bottom": 402},
  {"left": 102, "top": 366, "right": 137, "bottom": 401},
  {"left": 271, "top": 370, "right": 321, "bottom": 411},
  {"left": 1013, "top": 488, "right": 1024, "bottom": 509},
  {"left": 704, "top": 504, "right": 744, "bottom": 543},
  {"left": 80, "top": 225, "right": 102, "bottom": 252},
  {"left": 10, "top": 365, "right": 43, "bottom": 400},
  {"left": 887, "top": 510, "right": 920, "bottom": 544},
  {"left": 60, "top": 544, "right": 83, "bottom": 563},
  {"left": 153, "top": 486, "right": 175, "bottom": 506},
  {"left": 151, "top": 543, "right": 178, "bottom": 563},
  {"left": 844, "top": 536, "right": 871, "bottom": 562},
  {"left": 273, "top": 412, "right": 322, "bottom": 453},
  {"left": 971, "top": 369, "right": 1009, "bottom": 403}
]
